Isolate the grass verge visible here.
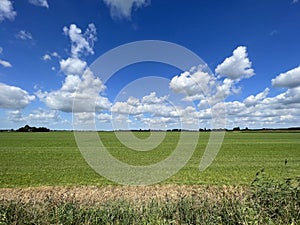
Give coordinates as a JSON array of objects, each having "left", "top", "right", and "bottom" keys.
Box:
[{"left": 0, "top": 172, "right": 299, "bottom": 225}]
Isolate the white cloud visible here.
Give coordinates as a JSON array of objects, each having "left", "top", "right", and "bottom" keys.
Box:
[
  {"left": 97, "top": 113, "right": 112, "bottom": 123},
  {"left": 169, "top": 65, "right": 240, "bottom": 106},
  {"left": 42, "top": 52, "right": 60, "bottom": 61},
  {"left": 271, "top": 66, "right": 300, "bottom": 88},
  {"left": 111, "top": 92, "right": 172, "bottom": 116},
  {"left": 0, "top": 48, "right": 12, "bottom": 67},
  {"left": 28, "top": 0, "right": 49, "bottom": 8},
  {"left": 0, "top": 0, "right": 16, "bottom": 22},
  {"left": 6, "top": 110, "right": 25, "bottom": 122},
  {"left": 206, "top": 78, "right": 239, "bottom": 106},
  {"left": 141, "top": 92, "right": 168, "bottom": 104},
  {"left": 37, "top": 69, "right": 111, "bottom": 112},
  {"left": 274, "top": 87, "right": 300, "bottom": 105},
  {"left": 170, "top": 65, "right": 217, "bottom": 101},
  {"left": 113, "top": 105, "right": 204, "bottom": 130},
  {"left": 103, "top": 0, "right": 150, "bottom": 19},
  {"left": 60, "top": 57, "right": 87, "bottom": 76},
  {"left": 63, "top": 23, "right": 97, "bottom": 58},
  {"left": 7, "top": 108, "right": 60, "bottom": 124},
  {"left": 244, "top": 88, "right": 269, "bottom": 107},
  {"left": 167, "top": 60, "right": 300, "bottom": 129},
  {"left": 95, "top": 75, "right": 300, "bottom": 130},
  {"left": 215, "top": 46, "right": 255, "bottom": 80},
  {"left": 51, "top": 52, "right": 59, "bottom": 58},
  {"left": 221, "top": 85, "right": 300, "bottom": 129},
  {"left": 0, "top": 59, "right": 12, "bottom": 67},
  {"left": 110, "top": 92, "right": 204, "bottom": 130},
  {"left": 0, "top": 83, "right": 35, "bottom": 109},
  {"left": 292, "top": 0, "right": 299, "bottom": 4},
  {"left": 28, "top": 108, "right": 59, "bottom": 121},
  {"left": 42, "top": 54, "right": 51, "bottom": 61},
  {"left": 73, "top": 112, "right": 95, "bottom": 125},
  {"left": 141, "top": 116, "right": 177, "bottom": 128},
  {"left": 37, "top": 23, "right": 106, "bottom": 114},
  {"left": 16, "top": 30, "right": 33, "bottom": 40}
]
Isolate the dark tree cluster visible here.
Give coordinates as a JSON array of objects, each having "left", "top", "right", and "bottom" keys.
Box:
[{"left": 16, "top": 125, "right": 50, "bottom": 132}]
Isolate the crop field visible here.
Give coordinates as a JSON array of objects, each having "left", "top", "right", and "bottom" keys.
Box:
[
  {"left": 0, "top": 131, "right": 299, "bottom": 187},
  {"left": 0, "top": 131, "right": 299, "bottom": 224}
]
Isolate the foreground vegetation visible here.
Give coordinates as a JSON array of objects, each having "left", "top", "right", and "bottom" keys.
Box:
[
  {"left": 0, "top": 172, "right": 299, "bottom": 224},
  {"left": 0, "top": 131, "right": 300, "bottom": 187}
]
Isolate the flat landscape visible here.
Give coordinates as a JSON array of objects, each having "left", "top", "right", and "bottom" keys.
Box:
[
  {"left": 0, "top": 131, "right": 299, "bottom": 224},
  {"left": 0, "top": 131, "right": 299, "bottom": 187},
  {"left": 1, "top": 1, "right": 300, "bottom": 223}
]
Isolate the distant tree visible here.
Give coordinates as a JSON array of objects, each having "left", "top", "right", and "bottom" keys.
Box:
[
  {"left": 16, "top": 125, "right": 50, "bottom": 132},
  {"left": 233, "top": 127, "right": 241, "bottom": 131},
  {"left": 37, "top": 127, "right": 50, "bottom": 132}
]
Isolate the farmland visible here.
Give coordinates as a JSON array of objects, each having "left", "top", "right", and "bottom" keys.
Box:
[
  {"left": 0, "top": 131, "right": 299, "bottom": 187},
  {"left": 0, "top": 131, "right": 299, "bottom": 224}
]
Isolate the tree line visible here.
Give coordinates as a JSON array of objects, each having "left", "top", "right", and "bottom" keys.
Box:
[{"left": 16, "top": 125, "right": 50, "bottom": 132}]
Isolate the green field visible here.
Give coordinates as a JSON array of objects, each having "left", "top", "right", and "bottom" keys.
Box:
[{"left": 0, "top": 131, "right": 299, "bottom": 187}]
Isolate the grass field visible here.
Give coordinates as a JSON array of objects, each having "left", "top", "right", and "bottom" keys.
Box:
[
  {"left": 0, "top": 131, "right": 299, "bottom": 187},
  {"left": 0, "top": 131, "right": 299, "bottom": 224}
]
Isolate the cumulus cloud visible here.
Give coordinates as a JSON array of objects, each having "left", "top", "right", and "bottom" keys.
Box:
[
  {"left": 16, "top": 30, "right": 33, "bottom": 40},
  {"left": 215, "top": 46, "right": 255, "bottom": 80},
  {"left": 37, "top": 23, "right": 107, "bottom": 114},
  {"left": 60, "top": 57, "right": 87, "bottom": 76},
  {"left": 97, "top": 113, "right": 112, "bottom": 123},
  {"left": 28, "top": 0, "right": 49, "bottom": 8},
  {"left": 166, "top": 55, "right": 300, "bottom": 128},
  {"left": 111, "top": 92, "right": 211, "bottom": 130},
  {"left": 274, "top": 87, "right": 300, "bottom": 105},
  {"left": 63, "top": 23, "right": 97, "bottom": 58},
  {"left": 37, "top": 69, "right": 111, "bottom": 112},
  {"left": 169, "top": 47, "right": 255, "bottom": 108},
  {"left": 6, "top": 110, "right": 25, "bottom": 122},
  {"left": 0, "top": 0, "right": 16, "bottom": 22},
  {"left": 28, "top": 108, "right": 59, "bottom": 121},
  {"left": 0, "top": 59, "right": 12, "bottom": 67},
  {"left": 169, "top": 65, "right": 240, "bottom": 106},
  {"left": 170, "top": 65, "right": 217, "bottom": 101},
  {"left": 222, "top": 85, "right": 300, "bottom": 129},
  {"left": 110, "top": 92, "right": 204, "bottom": 130},
  {"left": 0, "top": 83, "right": 35, "bottom": 109},
  {"left": 103, "top": 0, "right": 150, "bottom": 19},
  {"left": 271, "top": 66, "right": 300, "bottom": 88},
  {"left": 244, "top": 88, "right": 270, "bottom": 107},
  {"left": 7, "top": 108, "right": 59, "bottom": 124},
  {"left": 73, "top": 112, "right": 96, "bottom": 125},
  {"left": 111, "top": 92, "right": 173, "bottom": 116},
  {"left": 141, "top": 92, "right": 168, "bottom": 104}
]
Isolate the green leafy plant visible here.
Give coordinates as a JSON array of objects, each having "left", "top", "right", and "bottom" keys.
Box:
[{"left": 250, "top": 168, "right": 300, "bottom": 224}]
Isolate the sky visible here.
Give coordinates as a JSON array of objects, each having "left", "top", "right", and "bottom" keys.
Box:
[{"left": 0, "top": 0, "right": 300, "bottom": 130}]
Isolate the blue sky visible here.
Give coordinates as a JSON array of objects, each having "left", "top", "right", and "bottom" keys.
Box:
[{"left": 0, "top": 0, "right": 300, "bottom": 130}]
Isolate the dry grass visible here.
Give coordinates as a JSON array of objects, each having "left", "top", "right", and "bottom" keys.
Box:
[
  {"left": 0, "top": 175, "right": 298, "bottom": 224},
  {"left": 0, "top": 185, "right": 247, "bottom": 206}
]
